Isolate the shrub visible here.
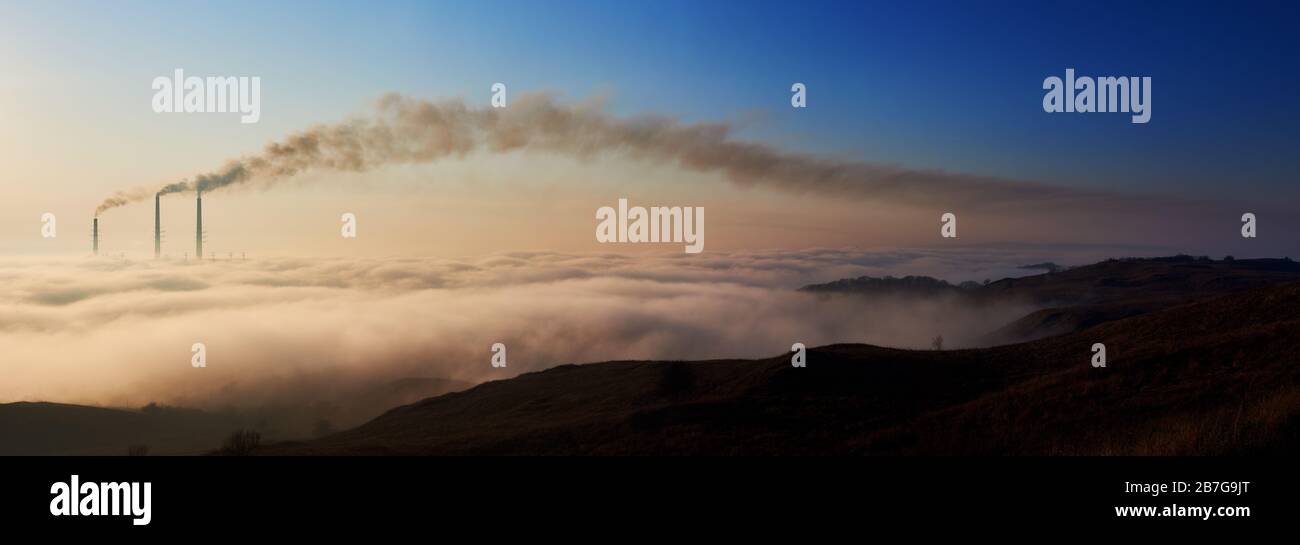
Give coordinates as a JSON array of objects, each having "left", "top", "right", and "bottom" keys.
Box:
[{"left": 219, "top": 429, "right": 262, "bottom": 456}]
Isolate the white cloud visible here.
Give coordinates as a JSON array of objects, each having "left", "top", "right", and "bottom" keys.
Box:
[{"left": 0, "top": 247, "right": 1066, "bottom": 408}]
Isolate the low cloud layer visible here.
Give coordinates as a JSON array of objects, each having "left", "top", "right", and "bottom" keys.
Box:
[{"left": 0, "top": 249, "right": 1061, "bottom": 412}]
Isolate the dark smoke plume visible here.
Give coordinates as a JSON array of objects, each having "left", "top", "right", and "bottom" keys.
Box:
[{"left": 96, "top": 92, "right": 1131, "bottom": 215}]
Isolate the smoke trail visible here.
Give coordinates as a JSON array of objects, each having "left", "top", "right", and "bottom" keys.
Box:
[
  {"left": 94, "top": 187, "right": 154, "bottom": 216},
  {"left": 96, "top": 92, "right": 1133, "bottom": 215},
  {"left": 157, "top": 180, "right": 191, "bottom": 196}
]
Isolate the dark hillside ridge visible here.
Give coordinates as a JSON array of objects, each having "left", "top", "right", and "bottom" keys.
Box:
[
  {"left": 263, "top": 280, "right": 1300, "bottom": 456},
  {"left": 802, "top": 256, "right": 1300, "bottom": 343}
]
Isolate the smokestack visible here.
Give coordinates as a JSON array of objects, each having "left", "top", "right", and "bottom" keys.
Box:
[
  {"left": 195, "top": 190, "right": 203, "bottom": 260},
  {"left": 92, "top": 218, "right": 99, "bottom": 256},
  {"left": 154, "top": 193, "right": 161, "bottom": 259}
]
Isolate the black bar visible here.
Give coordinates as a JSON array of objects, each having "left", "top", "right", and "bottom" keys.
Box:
[{"left": 4, "top": 456, "right": 1286, "bottom": 534}]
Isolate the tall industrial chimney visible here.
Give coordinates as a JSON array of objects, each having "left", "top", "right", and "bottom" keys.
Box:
[
  {"left": 154, "top": 193, "right": 161, "bottom": 259},
  {"left": 92, "top": 218, "right": 99, "bottom": 256},
  {"left": 195, "top": 190, "right": 203, "bottom": 260}
]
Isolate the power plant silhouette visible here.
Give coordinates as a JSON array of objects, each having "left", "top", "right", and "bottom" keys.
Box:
[
  {"left": 96, "top": 191, "right": 213, "bottom": 259},
  {"left": 195, "top": 190, "right": 203, "bottom": 260},
  {"left": 154, "top": 193, "right": 161, "bottom": 259}
]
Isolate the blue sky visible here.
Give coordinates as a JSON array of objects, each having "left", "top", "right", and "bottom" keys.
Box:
[{"left": 5, "top": 0, "right": 1297, "bottom": 198}]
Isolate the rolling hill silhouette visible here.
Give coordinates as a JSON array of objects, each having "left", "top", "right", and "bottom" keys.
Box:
[
  {"left": 0, "top": 402, "right": 236, "bottom": 455},
  {"left": 264, "top": 266, "right": 1300, "bottom": 455},
  {"left": 0, "top": 377, "right": 471, "bottom": 455},
  {"left": 803, "top": 255, "right": 1300, "bottom": 343}
]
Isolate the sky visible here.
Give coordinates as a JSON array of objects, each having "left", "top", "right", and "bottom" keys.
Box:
[{"left": 1, "top": 0, "right": 1296, "bottom": 259}]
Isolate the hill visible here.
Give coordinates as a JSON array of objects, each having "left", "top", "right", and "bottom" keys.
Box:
[
  {"left": 262, "top": 280, "right": 1300, "bottom": 455},
  {"left": 0, "top": 402, "right": 237, "bottom": 455},
  {"left": 800, "top": 275, "right": 979, "bottom": 297},
  {"left": 0, "top": 377, "right": 473, "bottom": 455},
  {"left": 803, "top": 256, "right": 1300, "bottom": 343}
]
